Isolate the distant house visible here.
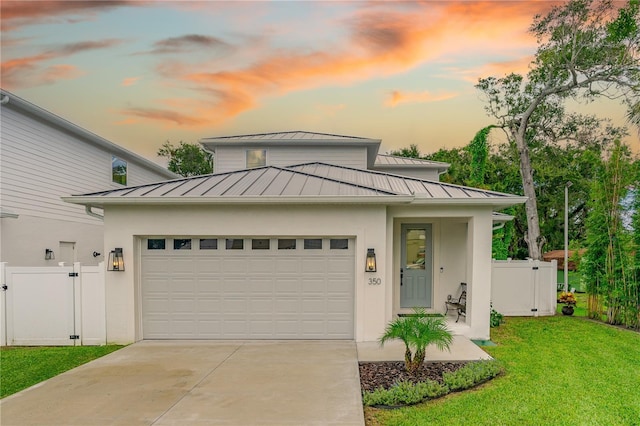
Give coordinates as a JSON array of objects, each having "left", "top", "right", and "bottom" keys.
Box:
[
  {"left": 65, "top": 131, "right": 526, "bottom": 343},
  {"left": 0, "top": 89, "right": 177, "bottom": 267},
  {"left": 543, "top": 249, "right": 586, "bottom": 271}
]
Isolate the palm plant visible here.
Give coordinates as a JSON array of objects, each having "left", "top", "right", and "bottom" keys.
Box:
[{"left": 379, "top": 308, "right": 453, "bottom": 374}]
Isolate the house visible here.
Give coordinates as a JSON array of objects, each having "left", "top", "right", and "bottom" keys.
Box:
[
  {"left": 0, "top": 89, "right": 178, "bottom": 267},
  {"left": 543, "top": 249, "right": 585, "bottom": 271},
  {"left": 63, "top": 131, "right": 526, "bottom": 343}
]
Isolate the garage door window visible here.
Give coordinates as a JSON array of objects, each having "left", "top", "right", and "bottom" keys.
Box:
[
  {"left": 226, "top": 239, "right": 244, "bottom": 249},
  {"left": 174, "top": 239, "right": 191, "bottom": 250},
  {"left": 199, "top": 239, "right": 218, "bottom": 249},
  {"left": 278, "top": 239, "right": 296, "bottom": 250},
  {"left": 304, "top": 239, "right": 322, "bottom": 249},
  {"left": 252, "top": 239, "right": 270, "bottom": 249},
  {"left": 330, "top": 239, "right": 349, "bottom": 249},
  {"left": 148, "top": 239, "right": 166, "bottom": 250}
]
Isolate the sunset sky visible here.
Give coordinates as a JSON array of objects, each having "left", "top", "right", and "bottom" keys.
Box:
[{"left": 2, "top": 1, "right": 637, "bottom": 165}]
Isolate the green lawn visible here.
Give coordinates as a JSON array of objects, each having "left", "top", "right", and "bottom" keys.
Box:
[
  {"left": 366, "top": 316, "right": 640, "bottom": 425},
  {"left": 0, "top": 345, "right": 123, "bottom": 399},
  {"left": 556, "top": 270, "right": 583, "bottom": 292}
]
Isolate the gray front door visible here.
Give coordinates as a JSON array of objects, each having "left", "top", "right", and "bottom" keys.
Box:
[{"left": 400, "top": 224, "right": 432, "bottom": 308}]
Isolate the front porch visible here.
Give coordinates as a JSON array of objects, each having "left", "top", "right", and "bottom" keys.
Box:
[{"left": 389, "top": 213, "right": 494, "bottom": 341}]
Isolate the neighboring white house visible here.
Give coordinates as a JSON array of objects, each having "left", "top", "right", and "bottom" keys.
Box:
[
  {"left": 0, "top": 89, "right": 178, "bottom": 267},
  {"left": 64, "top": 131, "right": 526, "bottom": 344}
]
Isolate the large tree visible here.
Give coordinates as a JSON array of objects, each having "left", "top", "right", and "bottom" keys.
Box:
[
  {"left": 476, "top": 0, "right": 640, "bottom": 260},
  {"left": 157, "top": 141, "right": 213, "bottom": 177}
]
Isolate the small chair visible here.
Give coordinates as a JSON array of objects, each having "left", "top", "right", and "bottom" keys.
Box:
[{"left": 445, "top": 283, "right": 467, "bottom": 323}]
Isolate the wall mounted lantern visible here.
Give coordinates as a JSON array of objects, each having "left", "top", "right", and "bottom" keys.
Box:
[
  {"left": 365, "top": 248, "right": 377, "bottom": 272},
  {"left": 45, "top": 249, "right": 55, "bottom": 260},
  {"left": 107, "top": 248, "right": 124, "bottom": 271}
]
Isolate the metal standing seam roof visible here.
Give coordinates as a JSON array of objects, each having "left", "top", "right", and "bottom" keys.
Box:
[
  {"left": 374, "top": 154, "right": 450, "bottom": 168},
  {"left": 199, "top": 130, "right": 377, "bottom": 143},
  {"left": 63, "top": 162, "right": 527, "bottom": 209}
]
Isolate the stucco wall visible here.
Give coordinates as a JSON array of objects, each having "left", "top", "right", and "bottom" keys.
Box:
[
  {"left": 1, "top": 215, "right": 104, "bottom": 266},
  {"left": 101, "top": 203, "right": 496, "bottom": 344},
  {"left": 102, "top": 204, "right": 388, "bottom": 344}
]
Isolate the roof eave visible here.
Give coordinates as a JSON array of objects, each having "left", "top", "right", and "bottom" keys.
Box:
[
  {"left": 408, "top": 196, "right": 527, "bottom": 209},
  {"left": 62, "top": 195, "right": 527, "bottom": 210},
  {"left": 62, "top": 195, "right": 415, "bottom": 207}
]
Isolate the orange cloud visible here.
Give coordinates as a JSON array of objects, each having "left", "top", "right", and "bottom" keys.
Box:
[
  {"left": 1, "top": 39, "right": 125, "bottom": 88},
  {"left": 119, "top": 107, "right": 210, "bottom": 127},
  {"left": 119, "top": 2, "right": 550, "bottom": 128},
  {"left": 443, "top": 56, "right": 535, "bottom": 84},
  {"left": 386, "top": 90, "right": 458, "bottom": 107},
  {"left": 122, "top": 77, "right": 140, "bottom": 87},
  {"left": 40, "top": 64, "right": 83, "bottom": 84},
  {"left": 1, "top": 1, "right": 143, "bottom": 31}
]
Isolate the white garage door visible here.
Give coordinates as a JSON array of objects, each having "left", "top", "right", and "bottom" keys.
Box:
[{"left": 141, "top": 237, "right": 355, "bottom": 339}]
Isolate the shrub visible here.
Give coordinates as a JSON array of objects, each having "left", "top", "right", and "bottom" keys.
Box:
[
  {"left": 362, "top": 360, "right": 503, "bottom": 407},
  {"left": 362, "top": 380, "right": 449, "bottom": 406},
  {"left": 490, "top": 304, "right": 504, "bottom": 327},
  {"left": 443, "top": 360, "right": 503, "bottom": 392}
]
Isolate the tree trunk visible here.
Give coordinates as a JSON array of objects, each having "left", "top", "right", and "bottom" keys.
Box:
[
  {"left": 408, "top": 348, "right": 426, "bottom": 375},
  {"left": 404, "top": 346, "right": 413, "bottom": 372},
  {"left": 514, "top": 132, "right": 544, "bottom": 260}
]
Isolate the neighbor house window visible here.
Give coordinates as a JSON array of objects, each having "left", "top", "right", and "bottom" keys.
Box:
[
  {"left": 174, "top": 239, "right": 192, "bottom": 250},
  {"left": 330, "top": 239, "right": 348, "bottom": 249},
  {"left": 304, "top": 239, "right": 322, "bottom": 249},
  {"left": 246, "top": 149, "right": 266, "bottom": 168},
  {"left": 147, "top": 239, "right": 166, "bottom": 250},
  {"left": 112, "top": 156, "right": 127, "bottom": 185},
  {"left": 199, "top": 239, "right": 218, "bottom": 250},
  {"left": 278, "top": 239, "right": 296, "bottom": 250}
]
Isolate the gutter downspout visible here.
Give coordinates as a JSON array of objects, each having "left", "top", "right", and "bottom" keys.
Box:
[
  {"left": 492, "top": 222, "right": 506, "bottom": 231},
  {"left": 85, "top": 205, "right": 104, "bottom": 220}
]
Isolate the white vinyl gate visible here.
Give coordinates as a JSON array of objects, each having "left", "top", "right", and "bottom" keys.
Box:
[
  {"left": 141, "top": 237, "right": 355, "bottom": 339},
  {"left": 0, "top": 262, "right": 106, "bottom": 346},
  {"left": 491, "top": 259, "right": 558, "bottom": 316}
]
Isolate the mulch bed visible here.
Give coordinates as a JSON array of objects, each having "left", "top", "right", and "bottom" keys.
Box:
[{"left": 359, "top": 361, "right": 468, "bottom": 393}]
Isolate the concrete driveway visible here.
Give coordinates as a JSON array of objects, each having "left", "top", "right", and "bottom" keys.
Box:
[{"left": 0, "top": 341, "right": 365, "bottom": 426}]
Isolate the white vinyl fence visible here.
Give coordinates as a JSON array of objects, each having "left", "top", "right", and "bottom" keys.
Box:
[
  {"left": 1, "top": 259, "right": 559, "bottom": 346},
  {"left": 0, "top": 262, "right": 105, "bottom": 346},
  {"left": 491, "top": 259, "right": 558, "bottom": 316}
]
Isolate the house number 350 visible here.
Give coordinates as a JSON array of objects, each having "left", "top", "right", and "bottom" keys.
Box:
[{"left": 368, "top": 278, "right": 382, "bottom": 285}]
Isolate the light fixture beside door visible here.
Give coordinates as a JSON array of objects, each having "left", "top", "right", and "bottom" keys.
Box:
[
  {"left": 44, "top": 249, "right": 55, "bottom": 260},
  {"left": 365, "top": 248, "right": 377, "bottom": 272},
  {"left": 107, "top": 248, "right": 124, "bottom": 271}
]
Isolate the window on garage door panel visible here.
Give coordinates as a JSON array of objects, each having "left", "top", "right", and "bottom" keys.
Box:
[
  {"left": 147, "top": 239, "right": 166, "bottom": 250},
  {"left": 278, "top": 239, "right": 296, "bottom": 250},
  {"left": 173, "top": 239, "right": 192, "bottom": 250},
  {"left": 304, "top": 239, "right": 322, "bottom": 249},
  {"left": 252, "top": 239, "right": 270, "bottom": 249},
  {"left": 199, "top": 239, "right": 218, "bottom": 249},
  {"left": 226, "top": 239, "right": 244, "bottom": 249},
  {"left": 330, "top": 239, "right": 348, "bottom": 249}
]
